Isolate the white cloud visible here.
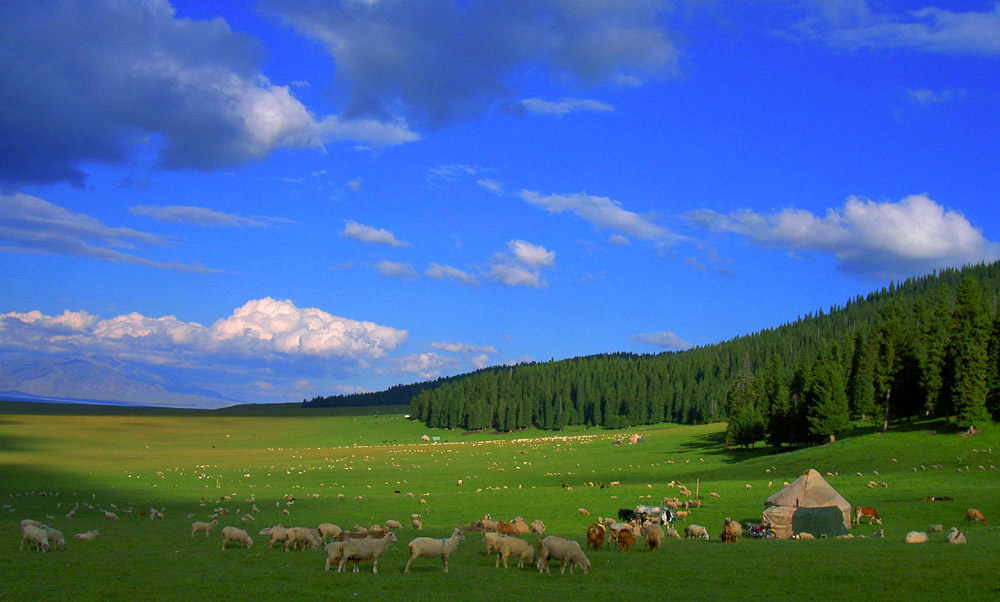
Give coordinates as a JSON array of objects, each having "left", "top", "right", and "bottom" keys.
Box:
[
  {"left": 429, "top": 342, "right": 498, "bottom": 355},
  {"left": 0, "top": 193, "right": 218, "bottom": 273},
  {"left": 508, "top": 240, "right": 555, "bottom": 268},
  {"left": 687, "top": 194, "right": 999, "bottom": 279},
  {"left": 906, "top": 88, "right": 966, "bottom": 105},
  {"left": 487, "top": 263, "right": 545, "bottom": 288},
  {"left": 631, "top": 331, "right": 692, "bottom": 350},
  {"left": 791, "top": 2, "right": 1000, "bottom": 55},
  {"left": 341, "top": 221, "right": 411, "bottom": 247},
  {"left": 347, "top": 178, "right": 363, "bottom": 191},
  {"left": 470, "top": 354, "right": 490, "bottom": 370},
  {"left": 520, "top": 190, "right": 670, "bottom": 241},
  {"left": 128, "top": 205, "right": 267, "bottom": 227},
  {"left": 609, "top": 234, "right": 631, "bottom": 246},
  {"left": 425, "top": 263, "right": 481, "bottom": 287},
  {"left": 519, "top": 97, "right": 614, "bottom": 116},
  {"left": 375, "top": 260, "right": 418, "bottom": 280},
  {"left": 389, "top": 352, "right": 459, "bottom": 380},
  {"left": 477, "top": 179, "right": 504, "bottom": 195}
]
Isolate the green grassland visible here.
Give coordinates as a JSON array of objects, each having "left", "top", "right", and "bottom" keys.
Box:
[{"left": 1, "top": 402, "right": 999, "bottom": 601}]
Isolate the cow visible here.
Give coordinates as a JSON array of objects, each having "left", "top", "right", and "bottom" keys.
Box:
[
  {"left": 617, "top": 508, "right": 637, "bottom": 522},
  {"left": 965, "top": 508, "right": 988, "bottom": 525},
  {"left": 853, "top": 506, "right": 882, "bottom": 525}
]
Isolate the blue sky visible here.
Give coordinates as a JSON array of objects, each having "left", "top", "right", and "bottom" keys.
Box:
[{"left": 2, "top": 1, "right": 999, "bottom": 406}]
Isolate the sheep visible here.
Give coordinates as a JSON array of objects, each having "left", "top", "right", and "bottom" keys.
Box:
[
  {"left": 676, "top": 510, "right": 689, "bottom": 520},
  {"left": 483, "top": 531, "right": 502, "bottom": 555},
  {"left": 537, "top": 536, "right": 590, "bottom": 575},
  {"left": 412, "top": 518, "right": 423, "bottom": 531},
  {"left": 903, "top": 531, "right": 928, "bottom": 544},
  {"left": 644, "top": 524, "right": 664, "bottom": 550},
  {"left": 323, "top": 541, "right": 348, "bottom": 571},
  {"left": 685, "top": 525, "right": 709, "bottom": 540},
  {"left": 284, "top": 526, "right": 320, "bottom": 551},
  {"left": 480, "top": 519, "right": 498, "bottom": 532},
  {"left": 665, "top": 525, "right": 681, "bottom": 540},
  {"left": 928, "top": 524, "right": 943, "bottom": 533},
  {"left": 220, "top": 526, "right": 253, "bottom": 550},
  {"left": 617, "top": 529, "right": 636, "bottom": 553},
  {"left": 586, "top": 524, "right": 606, "bottom": 551},
  {"left": 21, "top": 524, "right": 49, "bottom": 552},
  {"left": 965, "top": 508, "right": 988, "bottom": 525},
  {"left": 42, "top": 526, "right": 65, "bottom": 550},
  {"left": 104, "top": 511, "right": 119, "bottom": 520},
  {"left": 338, "top": 531, "right": 397, "bottom": 574},
  {"left": 74, "top": 530, "right": 99, "bottom": 540},
  {"left": 385, "top": 520, "right": 403, "bottom": 530},
  {"left": 191, "top": 520, "right": 219, "bottom": 537},
  {"left": 577, "top": 508, "right": 590, "bottom": 516},
  {"left": 318, "top": 523, "right": 342, "bottom": 541},
  {"left": 497, "top": 521, "right": 526, "bottom": 536},
  {"left": 494, "top": 535, "right": 535, "bottom": 568},
  {"left": 529, "top": 519, "right": 546, "bottom": 535},
  {"left": 722, "top": 518, "right": 742, "bottom": 544},
  {"left": 404, "top": 528, "right": 465, "bottom": 573},
  {"left": 945, "top": 527, "right": 967, "bottom": 544},
  {"left": 710, "top": 492, "right": 720, "bottom": 498},
  {"left": 793, "top": 533, "right": 815, "bottom": 540},
  {"left": 260, "top": 525, "right": 289, "bottom": 548}
]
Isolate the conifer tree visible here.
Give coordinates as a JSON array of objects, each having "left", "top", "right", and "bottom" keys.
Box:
[
  {"left": 945, "top": 277, "right": 991, "bottom": 428},
  {"left": 806, "top": 343, "right": 850, "bottom": 441}
]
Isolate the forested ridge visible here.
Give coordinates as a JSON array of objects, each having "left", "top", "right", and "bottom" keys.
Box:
[{"left": 308, "top": 262, "right": 1000, "bottom": 442}]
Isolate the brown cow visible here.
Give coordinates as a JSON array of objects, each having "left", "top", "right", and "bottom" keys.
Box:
[
  {"left": 586, "top": 524, "right": 606, "bottom": 551},
  {"left": 497, "top": 521, "right": 526, "bottom": 536},
  {"left": 854, "top": 506, "right": 883, "bottom": 525},
  {"left": 617, "top": 529, "right": 636, "bottom": 553},
  {"left": 965, "top": 508, "right": 988, "bottom": 525}
]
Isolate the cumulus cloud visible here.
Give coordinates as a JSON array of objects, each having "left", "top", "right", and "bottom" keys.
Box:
[
  {"left": 686, "top": 194, "right": 999, "bottom": 279},
  {"left": 631, "top": 331, "right": 692, "bottom": 350},
  {"left": 389, "top": 353, "right": 459, "bottom": 380},
  {"left": 429, "top": 342, "right": 498, "bottom": 355},
  {"left": 0, "top": 0, "right": 417, "bottom": 188},
  {"left": 470, "top": 354, "right": 491, "bottom": 370},
  {"left": 520, "top": 190, "right": 670, "bottom": 241},
  {"left": 518, "top": 97, "right": 614, "bottom": 116},
  {"left": 128, "top": 205, "right": 269, "bottom": 227},
  {"left": 790, "top": 1, "right": 1000, "bottom": 55},
  {"left": 425, "top": 263, "right": 481, "bottom": 288},
  {"left": 375, "top": 260, "right": 418, "bottom": 280},
  {"left": 0, "top": 193, "right": 217, "bottom": 273},
  {"left": 485, "top": 240, "right": 555, "bottom": 288},
  {"left": 265, "top": 0, "right": 677, "bottom": 125},
  {"left": 508, "top": 240, "right": 555, "bottom": 268},
  {"left": 487, "top": 263, "right": 545, "bottom": 288},
  {"left": 341, "top": 222, "right": 411, "bottom": 247}
]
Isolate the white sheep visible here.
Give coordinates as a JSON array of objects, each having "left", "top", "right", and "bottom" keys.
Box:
[
  {"left": 385, "top": 520, "right": 403, "bottom": 530},
  {"left": 494, "top": 535, "right": 535, "bottom": 568},
  {"left": 191, "top": 520, "right": 219, "bottom": 537},
  {"left": 537, "top": 536, "right": 590, "bottom": 574},
  {"left": 482, "top": 531, "right": 502, "bottom": 555},
  {"left": 259, "top": 525, "right": 289, "bottom": 548},
  {"left": 944, "top": 527, "right": 967, "bottom": 544},
  {"left": 928, "top": 524, "right": 943, "bottom": 533},
  {"left": 404, "top": 528, "right": 465, "bottom": 573},
  {"left": 324, "top": 541, "right": 348, "bottom": 571},
  {"left": 665, "top": 525, "right": 681, "bottom": 540},
  {"left": 684, "top": 524, "right": 709, "bottom": 540},
  {"left": 74, "top": 530, "right": 99, "bottom": 540},
  {"left": 20, "top": 524, "right": 48, "bottom": 552},
  {"left": 529, "top": 519, "right": 546, "bottom": 535},
  {"left": 42, "top": 526, "right": 65, "bottom": 550},
  {"left": 220, "top": 526, "right": 253, "bottom": 550},
  {"left": 284, "top": 526, "right": 320, "bottom": 551},
  {"left": 318, "top": 523, "right": 342, "bottom": 541},
  {"left": 412, "top": 518, "right": 423, "bottom": 530},
  {"left": 903, "top": 531, "right": 928, "bottom": 544},
  {"left": 104, "top": 511, "right": 119, "bottom": 520},
  {"left": 338, "top": 532, "right": 397, "bottom": 573}
]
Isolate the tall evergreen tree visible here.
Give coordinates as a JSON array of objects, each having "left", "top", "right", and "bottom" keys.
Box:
[
  {"left": 944, "top": 277, "right": 991, "bottom": 428},
  {"left": 806, "top": 343, "right": 850, "bottom": 441},
  {"left": 846, "top": 330, "right": 876, "bottom": 419}
]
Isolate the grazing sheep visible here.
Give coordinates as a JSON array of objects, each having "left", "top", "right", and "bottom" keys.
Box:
[
  {"left": 284, "top": 526, "right": 320, "bottom": 551},
  {"left": 965, "top": 508, "right": 988, "bottom": 525},
  {"left": 928, "top": 524, "right": 943, "bottom": 533},
  {"left": 404, "top": 528, "right": 465, "bottom": 573},
  {"left": 617, "top": 529, "right": 636, "bottom": 553},
  {"left": 676, "top": 510, "right": 689, "bottom": 520},
  {"left": 74, "top": 530, "right": 99, "bottom": 540},
  {"left": 644, "top": 524, "right": 664, "bottom": 550},
  {"left": 260, "top": 525, "right": 289, "bottom": 548},
  {"left": 685, "top": 525, "right": 709, "bottom": 540},
  {"left": 665, "top": 526, "right": 681, "bottom": 540},
  {"left": 529, "top": 519, "right": 546, "bottom": 535},
  {"left": 578, "top": 508, "right": 590, "bottom": 516},
  {"left": 495, "top": 535, "right": 535, "bottom": 568},
  {"left": 586, "top": 524, "right": 606, "bottom": 551},
  {"left": 20, "top": 524, "right": 48, "bottom": 552},
  {"left": 483, "top": 531, "right": 502, "bottom": 555},
  {"left": 480, "top": 519, "right": 498, "bottom": 532},
  {"left": 385, "top": 520, "right": 403, "bottom": 530},
  {"left": 537, "top": 536, "right": 590, "bottom": 575},
  {"left": 722, "top": 518, "right": 742, "bottom": 544},
  {"left": 338, "top": 531, "right": 397, "bottom": 574},
  {"left": 318, "top": 523, "right": 342, "bottom": 541},
  {"left": 191, "top": 520, "right": 219, "bottom": 537},
  {"left": 412, "top": 518, "right": 423, "bottom": 531},
  {"left": 42, "top": 526, "right": 65, "bottom": 550},
  {"left": 710, "top": 492, "right": 720, "bottom": 498},
  {"left": 903, "top": 531, "right": 928, "bottom": 544},
  {"left": 220, "top": 526, "right": 253, "bottom": 550},
  {"left": 945, "top": 527, "right": 967, "bottom": 544}
]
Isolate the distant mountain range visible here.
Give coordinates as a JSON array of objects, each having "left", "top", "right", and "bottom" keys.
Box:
[{"left": 0, "top": 357, "right": 239, "bottom": 409}]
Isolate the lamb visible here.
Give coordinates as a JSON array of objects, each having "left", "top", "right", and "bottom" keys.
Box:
[
  {"left": 318, "top": 523, "right": 342, "bottom": 541},
  {"left": 944, "top": 527, "right": 967, "bottom": 544},
  {"left": 617, "top": 529, "right": 636, "bottom": 553},
  {"left": 483, "top": 531, "right": 502, "bottom": 555},
  {"left": 537, "top": 536, "right": 590, "bottom": 575},
  {"left": 385, "top": 520, "right": 403, "bottom": 530},
  {"left": 21, "top": 524, "right": 49, "bottom": 552},
  {"left": 685, "top": 525, "right": 709, "bottom": 540},
  {"left": 412, "top": 518, "right": 423, "bottom": 530},
  {"left": 74, "top": 530, "right": 99, "bottom": 540},
  {"left": 965, "top": 508, "right": 988, "bottom": 525},
  {"left": 722, "top": 518, "right": 742, "bottom": 544},
  {"left": 494, "top": 535, "right": 535, "bottom": 568},
  {"left": 191, "top": 520, "right": 219, "bottom": 537},
  {"left": 903, "top": 531, "right": 928, "bottom": 544},
  {"left": 338, "top": 531, "right": 397, "bottom": 574},
  {"left": 792, "top": 532, "right": 815, "bottom": 540},
  {"left": 284, "top": 526, "right": 320, "bottom": 551},
  {"left": 529, "top": 519, "right": 546, "bottom": 535},
  {"left": 644, "top": 524, "right": 664, "bottom": 550},
  {"left": 43, "top": 526, "right": 65, "bottom": 550},
  {"left": 404, "top": 528, "right": 465, "bottom": 573},
  {"left": 220, "top": 526, "right": 253, "bottom": 550},
  {"left": 928, "top": 524, "right": 943, "bottom": 533}
]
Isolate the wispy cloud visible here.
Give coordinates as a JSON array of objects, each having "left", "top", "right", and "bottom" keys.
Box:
[
  {"left": 128, "top": 205, "right": 272, "bottom": 227},
  {"left": 0, "top": 193, "right": 218, "bottom": 273},
  {"left": 519, "top": 97, "right": 614, "bottom": 116},
  {"left": 477, "top": 179, "right": 504, "bottom": 195},
  {"left": 425, "top": 263, "right": 480, "bottom": 288},
  {"left": 375, "top": 260, "right": 418, "bottom": 280},
  {"left": 389, "top": 352, "right": 459, "bottom": 379},
  {"left": 686, "top": 194, "right": 999, "bottom": 279},
  {"left": 429, "top": 341, "right": 498, "bottom": 354},
  {"left": 631, "top": 331, "right": 692, "bottom": 350},
  {"left": 341, "top": 221, "right": 411, "bottom": 247},
  {"left": 520, "top": 190, "right": 671, "bottom": 241},
  {"left": 906, "top": 88, "right": 966, "bottom": 106}
]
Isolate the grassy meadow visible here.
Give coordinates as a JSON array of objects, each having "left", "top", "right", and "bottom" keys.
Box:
[{"left": 2, "top": 401, "right": 999, "bottom": 601}]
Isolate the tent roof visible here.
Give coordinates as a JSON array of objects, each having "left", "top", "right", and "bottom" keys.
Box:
[{"left": 765, "top": 469, "right": 852, "bottom": 530}]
